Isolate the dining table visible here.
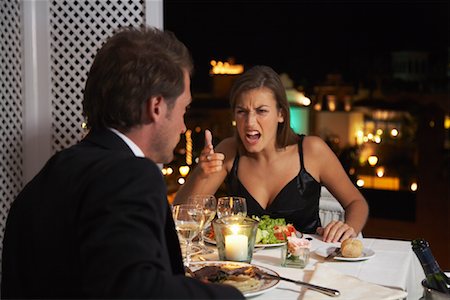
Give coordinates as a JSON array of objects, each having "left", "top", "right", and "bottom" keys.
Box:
[{"left": 194, "top": 234, "right": 426, "bottom": 299}]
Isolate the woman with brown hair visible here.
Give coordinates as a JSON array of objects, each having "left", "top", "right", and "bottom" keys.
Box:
[{"left": 175, "top": 65, "right": 368, "bottom": 242}]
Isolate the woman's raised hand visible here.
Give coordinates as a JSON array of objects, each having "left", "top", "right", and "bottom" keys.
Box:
[{"left": 199, "top": 130, "right": 225, "bottom": 175}]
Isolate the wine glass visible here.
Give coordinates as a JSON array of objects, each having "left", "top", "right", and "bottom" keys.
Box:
[
  {"left": 172, "top": 204, "right": 205, "bottom": 267},
  {"left": 217, "top": 196, "right": 247, "bottom": 222},
  {"left": 188, "top": 194, "right": 217, "bottom": 253}
]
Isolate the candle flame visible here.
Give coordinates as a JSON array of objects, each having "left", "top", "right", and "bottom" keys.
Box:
[{"left": 230, "top": 224, "right": 240, "bottom": 235}]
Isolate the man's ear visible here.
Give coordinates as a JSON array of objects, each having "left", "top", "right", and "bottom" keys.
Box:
[{"left": 146, "top": 95, "right": 165, "bottom": 122}]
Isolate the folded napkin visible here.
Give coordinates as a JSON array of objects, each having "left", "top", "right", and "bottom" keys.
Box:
[{"left": 303, "top": 264, "right": 408, "bottom": 300}]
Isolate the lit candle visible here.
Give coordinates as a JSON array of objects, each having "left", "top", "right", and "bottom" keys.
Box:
[{"left": 225, "top": 225, "right": 248, "bottom": 261}]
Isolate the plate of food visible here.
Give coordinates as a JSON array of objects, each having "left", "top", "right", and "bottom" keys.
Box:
[
  {"left": 315, "top": 245, "right": 376, "bottom": 261},
  {"left": 205, "top": 215, "right": 302, "bottom": 248},
  {"left": 188, "top": 261, "right": 280, "bottom": 297}
]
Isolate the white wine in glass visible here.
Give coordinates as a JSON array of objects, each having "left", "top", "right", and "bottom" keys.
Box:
[
  {"left": 176, "top": 222, "right": 202, "bottom": 241},
  {"left": 172, "top": 204, "right": 205, "bottom": 267},
  {"left": 188, "top": 194, "right": 217, "bottom": 253}
]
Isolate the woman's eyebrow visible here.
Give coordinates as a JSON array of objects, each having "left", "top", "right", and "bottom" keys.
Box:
[{"left": 236, "top": 104, "right": 271, "bottom": 109}]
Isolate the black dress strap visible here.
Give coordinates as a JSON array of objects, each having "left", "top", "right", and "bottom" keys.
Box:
[
  {"left": 227, "top": 154, "right": 240, "bottom": 195},
  {"left": 298, "top": 134, "right": 306, "bottom": 170}
]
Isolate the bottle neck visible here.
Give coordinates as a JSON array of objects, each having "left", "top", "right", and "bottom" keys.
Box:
[{"left": 414, "top": 246, "right": 441, "bottom": 275}]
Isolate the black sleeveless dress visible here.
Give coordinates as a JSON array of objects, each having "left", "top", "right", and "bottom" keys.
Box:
[{"left": 226, "top": 135, "right": 322, "bottom": 233}]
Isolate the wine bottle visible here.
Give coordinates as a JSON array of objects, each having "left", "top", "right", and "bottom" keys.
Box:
[{"left": 411, "top": 239, "right": 450, "bottom": 294}]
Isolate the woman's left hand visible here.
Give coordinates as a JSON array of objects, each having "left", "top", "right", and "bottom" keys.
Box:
[{"left": 316, "top": 220, "right": 356, "bottom": 243}]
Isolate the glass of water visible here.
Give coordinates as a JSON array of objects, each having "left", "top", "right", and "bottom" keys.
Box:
[
  {"left": 217, "top": 196, "right": 247, "bottom": 222},
  {"left": 172, "top": 204, "right": 205, "bottom": 267},
  {"left": 188, "top": 194, "right": 217, "bottom": 253}
]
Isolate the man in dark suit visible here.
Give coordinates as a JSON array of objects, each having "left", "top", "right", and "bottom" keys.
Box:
[{"left": 1, "top": 26, "right": 243, "bottom": 299}]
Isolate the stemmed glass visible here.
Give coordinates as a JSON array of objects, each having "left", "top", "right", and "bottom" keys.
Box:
[
  {"left": 188, "top": 194, "right": 217, "bottom": 253},
  {"left": 217, "top": 196, "right": 247, "bottom": 221},
  {"left": 172, "top": 204, "right": 205, "bottom": 267}
]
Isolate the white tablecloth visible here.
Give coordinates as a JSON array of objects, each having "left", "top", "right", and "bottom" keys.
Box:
[
  {"left": 198, "top": 234, "right": 425, "bottom": 299},
  {"left": 249, "top": 235, "right": 425, "bottom": 299}
]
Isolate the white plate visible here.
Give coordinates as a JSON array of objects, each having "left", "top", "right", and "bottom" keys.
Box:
[
  {"left": 189, "top": 261, "right": 280, "bottom": 297},
  {"left": 315, "top": 246, "right": 376, "bottom": 261},
  {"left": 255, "top": 241, "right": 286, "bottom": 248}
]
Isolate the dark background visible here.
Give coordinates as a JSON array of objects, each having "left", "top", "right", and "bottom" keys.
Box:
[
  {"left": 164, "top": 1, "right": 450, "bottom": 269},
  {"left": 164, "top": 1, "right": 449, "bottom": 92}
]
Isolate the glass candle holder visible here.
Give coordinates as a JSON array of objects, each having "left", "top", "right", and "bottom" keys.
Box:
[
  {"left": 212, "top": 216, "right": 258, "bottom": 263},
  {"left": 281, "top": 236, "right": 311, "bottom": 268}
]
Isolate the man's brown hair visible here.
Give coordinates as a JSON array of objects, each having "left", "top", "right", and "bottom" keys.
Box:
[{"left": 83, "top": 26, "right": 193, "bottom": 131}]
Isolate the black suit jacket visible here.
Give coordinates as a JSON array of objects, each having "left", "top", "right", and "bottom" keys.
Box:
[{"left": 1, "top": 128, "right": 243, "bottom": 299}]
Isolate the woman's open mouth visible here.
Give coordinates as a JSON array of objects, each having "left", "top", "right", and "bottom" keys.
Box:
[{"left": 245, "top": 131, "right": 261, "bottom": 145}]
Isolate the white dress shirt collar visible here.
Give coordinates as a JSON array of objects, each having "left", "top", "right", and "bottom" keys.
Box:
[{"left": 108, "top": 128, "right": 145, "bottom": 158}]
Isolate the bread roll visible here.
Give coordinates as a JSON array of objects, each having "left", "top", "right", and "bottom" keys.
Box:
[{"left": 341, "top": 238, "right": 363, "bottom": 258}]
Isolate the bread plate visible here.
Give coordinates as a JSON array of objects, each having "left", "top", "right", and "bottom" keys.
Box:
[{"left": 315, "top": 246, "right": 375, "bottom": 261}]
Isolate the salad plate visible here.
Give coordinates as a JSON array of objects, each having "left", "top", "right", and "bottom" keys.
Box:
[
  {"left": 204, "top": 232, "right": 301, "bottom": 248},
  {"left": 205, "top": 215, "right": 302, "bottom": 248},
  {"left": 203, "top": 236, "right": 284, "bottom": 248}
]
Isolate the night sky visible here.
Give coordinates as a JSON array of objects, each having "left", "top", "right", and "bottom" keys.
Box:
[{"left": 164, "top": 1, "right": 449, "bottom": 92}]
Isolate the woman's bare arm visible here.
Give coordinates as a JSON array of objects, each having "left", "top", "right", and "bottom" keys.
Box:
[
  {"left": 303, "top": 136, "right": 369, "bottom": 242},
  {"left": 173, "top": 132, "right": 236, "bottom": 205}
]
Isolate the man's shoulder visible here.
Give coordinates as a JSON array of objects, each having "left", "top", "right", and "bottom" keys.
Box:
[{"left": 49, "top": 141, "right": 160, "bottom": 181}]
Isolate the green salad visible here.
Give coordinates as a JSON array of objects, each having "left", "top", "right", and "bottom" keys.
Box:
[{"left": 252, "top": 215, "right": 287, "bottom": 244}]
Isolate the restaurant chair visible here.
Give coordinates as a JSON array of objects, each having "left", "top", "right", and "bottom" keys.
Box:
[
  {"left": 319, "top": 186, "right": 363, "bottom": 238},
  {"left": 319, "top": 186, "right": 345, "bottom": 226}
]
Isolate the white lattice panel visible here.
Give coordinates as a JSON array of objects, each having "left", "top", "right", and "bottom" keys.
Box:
[
  {"left": 0, "top": 0, "right": 24, "bottom": 265},
  {"left": 49, "top": 0, "right": 145, "bottom": 151}
]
